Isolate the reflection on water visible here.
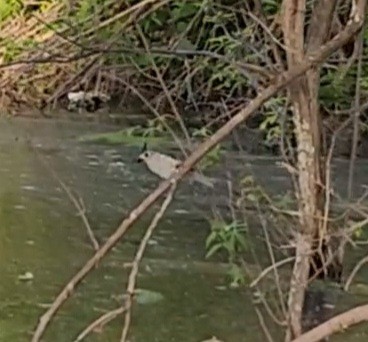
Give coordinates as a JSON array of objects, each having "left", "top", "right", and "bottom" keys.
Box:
[{"left": 0, "top": 118, "right": 368, "bottom": 342}]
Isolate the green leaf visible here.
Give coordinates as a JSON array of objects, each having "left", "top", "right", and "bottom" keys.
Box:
[
  {"left": 205, "top": 243, "right": 223, "bottom": 259},
  {"left": 205, "top": 230, "right": 218, "bottom": 248},
  {"left": 172, "top": 3, "right": 200, "bottom": 21}
]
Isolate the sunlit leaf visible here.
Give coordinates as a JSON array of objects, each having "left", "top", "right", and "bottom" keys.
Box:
[{"left": 205, "top": 243, "right": 223, "bottom": 259}]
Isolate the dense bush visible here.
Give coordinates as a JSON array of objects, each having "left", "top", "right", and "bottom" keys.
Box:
[{"left": 0, "top": 0, "right": 367, "bottom": 142}]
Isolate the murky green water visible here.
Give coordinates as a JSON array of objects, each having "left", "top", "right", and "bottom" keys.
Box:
[
  {"left": 0, "top": 118, "right": 257, "bottom": 342},
  {"left": 0, "top": 118, "right": 368, "bottom": 342}
]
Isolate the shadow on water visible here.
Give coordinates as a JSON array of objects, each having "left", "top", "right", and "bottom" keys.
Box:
[{"left": 1, "top": 118, "right": 368, "bottom": 341}]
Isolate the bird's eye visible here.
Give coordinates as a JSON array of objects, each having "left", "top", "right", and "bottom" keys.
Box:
[{"left": 144, "top": 152, "right": 150, "bottom": 158}]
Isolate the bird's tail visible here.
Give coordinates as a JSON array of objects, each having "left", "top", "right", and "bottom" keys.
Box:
[{"left": 191, "top": 172, "right": 215, "bottom": 188}]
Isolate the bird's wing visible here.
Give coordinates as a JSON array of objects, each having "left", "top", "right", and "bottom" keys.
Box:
[{"left": 160, "top": 154, "right": 181, "bottom": 168}]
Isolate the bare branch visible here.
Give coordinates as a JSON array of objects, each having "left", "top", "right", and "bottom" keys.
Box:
[
  {"left": 306, "top": 0, "right": 338, "bottom": 52},
  {"left": 75, "top": 307, "right": 126, "bottom": 341},
  {"left": 30, "top": 143, "right": 99, "bottom": 250},
  {"left": 291, "top": 304, "right": 368, "bottom": 342},
  {"left": 135, "top": 25, "right": 192, "bottom": 150},
  {"left": 120, "top": 184, "right": 176, "bottom": 341},
  {"left": 344, "top": 254, "right": 368, "bottom": 291},
  {"left": 347, "top": 29, "right": 364, "bottom": 198},
  {"left": 31, "top": 13, "right": 366, "bottom": 341}
]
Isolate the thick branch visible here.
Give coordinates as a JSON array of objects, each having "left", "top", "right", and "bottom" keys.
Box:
[
  {"left": 306, "top": 0, "right": 339, "bottom": 52},
  {"left": 292, "top": 303, "right": 368, "bottom": 342},
  {"left": 281, "top": 0, "right": 306, "bottom": 64},
  {"left": 281, "top": 1, "right": 365, "bottom": 339},
  {"left": 31, "top": 8, "right": 366, "bottom": 341}
]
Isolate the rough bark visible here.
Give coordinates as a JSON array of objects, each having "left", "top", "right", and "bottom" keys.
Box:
[
  {"left": 281, "top": 0, "right": 340, "bottom": 339},
  {"left": 31, "top": 2, "right": 366, "bottom": 340}
]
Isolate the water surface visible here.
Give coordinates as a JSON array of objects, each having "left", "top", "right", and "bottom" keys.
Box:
[{"left": 0, "top": 118, "right": 367, "bottom": 342}]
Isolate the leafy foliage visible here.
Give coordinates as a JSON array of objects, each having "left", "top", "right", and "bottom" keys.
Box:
[
  {"left": 0, "top": 0, "right": 22, "bottom": 21},
  {"left": 206, "top": 218, "right": 248, "bottom": 286},
  {"left": 2, "top": 0, "right": 368, "bottom": 140}
]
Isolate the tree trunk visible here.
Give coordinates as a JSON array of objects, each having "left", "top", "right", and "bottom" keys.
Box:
[
  {"left": 281, "top": 0, "right": 339, "bottom": 339},
  {"left": 285, "top": 70, "right": 325, "bottom": 340}
]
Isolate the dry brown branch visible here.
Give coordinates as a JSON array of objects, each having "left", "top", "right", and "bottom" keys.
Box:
[
  {"left": 291, "top": 303, "right": 368, "bottom": 342},
  {"left": 157, "top": 3, "right": 205, "bottom": 98},
  {"left": 249, "top": 281, "right": 286, "bottom": 326},
  {"left": 306, "top": 0, "right": 338, "bottom": 53},
  {"left": 45, "top": 0, "right": 167, "bottom": 103},
  {"left": 250, "top": 257, "right": 295, "bottom": 288},
  {"left": 56, "top": 179, "right": 99, "bottom": 251},
  {"left": 0, "top": 46, "right": 271, "bottom": 81},
  {"left": 245, "top": 1, "right": 284, "bottom": 70},
  {"left": 347, "top": 29, "right": 364, "bottom": 199},
  {"left": 246, "top": 10, "right": 291, "bottom": 54},
  {"left": 31, "top": 14, "right": 365, "bottom": 341},
  {"left": 258, "top": 209, "right": 287, "bottom": 318},
  {"left": 0, "top": 0, "right": 172, "bottom": 111},
  {"left": 282, "top": 0, "right": 365, "bottom": 339},
  {"left": 344, "top": 255, "right": 368, "bottom": 291},
  {"left": 281, "top": 1, "right": 317, "bottom": 337},
  {"left": 75, "top": 307, "right": 127, "bottom": 341},
  {"left": 255, "top": 306, "right": 275, "bottom": 342},
  {"left": 121, "top": 183, "right": 176, "bottom": 342},
  {"left": 74, "top": 184, "right": 176, "bottom": 341},
  {"left": 320, "top": 117, "right": 337, "bottom": 241},
  {"left": 235, "top": 177, "right": 290, "bottom": 327},
  {"left": 47, "top": 53, "right": 107, "bottom": 107},
  {"left": 136, "top": 25, "right": 192, "bottom": 150},
  {"left": 307, "top": 116, "right": 353, "bottom": 280},
  {"left": 338, "top": 21, "right": 365, "bottom": 78}
]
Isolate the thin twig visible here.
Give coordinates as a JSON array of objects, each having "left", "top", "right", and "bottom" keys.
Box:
[
  {"left": 344, "top": 254, "right": 368, "bottom": 291},
  {"left": 30, "top": 143, "right": 99, "bottom": 251},
  {"left": 246, "top": 10, "right": 291, "bottom": 54},
  {"left": 257, "top": 208, "right": 287, "bottom": 318},
  {"left": 74, "top": 185, "right": 176, "bottom": 342},
  {"left": 136, "top": 25, "right": 192, "bottom": 151},
  {"left": 75, "top": 307, "right": 127, "bottom": 341},
  {"left": 101, "top": 72, "right": 187, "bottom": 156},
  {"left": 347, "top": 28, "right": 364, "bottom": 199},
  {"left": 255, "top": 307, "right": 276, "bottom": 342},
  {"left": 31, "top": 19, "right": 366, "bottom": 341},
  {"left": 250, "top": 257, "right": 295, "bottom": 288},
  {"left": 0, "top": 47, "right": 270, "bottom": 82},
  {"left": 121, "top": 183, "right": 177, "bottom": 342}
]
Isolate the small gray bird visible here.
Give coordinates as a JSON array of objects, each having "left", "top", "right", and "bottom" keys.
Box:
[{"left": 137, "top": 143, "right": 214, "bottom": 188}]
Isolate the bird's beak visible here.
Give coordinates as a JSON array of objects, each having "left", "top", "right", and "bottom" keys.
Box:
[{"left": 137, "top": 156, "right": 143, "bottom": 163}]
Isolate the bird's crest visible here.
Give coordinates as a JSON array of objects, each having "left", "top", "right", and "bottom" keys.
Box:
[{"left": 141, "top": 142, "right": 148, "bottom": 153}]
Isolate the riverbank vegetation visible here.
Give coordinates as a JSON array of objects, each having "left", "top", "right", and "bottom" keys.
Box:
[
  {"left": 3, "top": 1, "right": 368, "bottom": 342},
  {"left": 2, "top": 1, "right": 367, "bottom": 129}
]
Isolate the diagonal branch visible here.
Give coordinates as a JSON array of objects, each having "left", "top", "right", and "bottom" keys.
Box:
[
  {"left": 291, "top": 303, "right": 368, "bottom": 342},
  {"left": 306, "top": 0, "right": 339, "bottom": 52},
  {"left": 281, "top": 0, "right": 306, "bottom": 64},
  {"left": 120, "top": 183, "right": 177, "bottom": 342},
  {"left": 31, "top": 7, "right": 366, "bottom": 341}
]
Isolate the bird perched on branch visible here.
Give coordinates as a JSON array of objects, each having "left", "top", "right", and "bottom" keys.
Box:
[{"left": 137, "top": 143, "right": 214, "bottom": 188}]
